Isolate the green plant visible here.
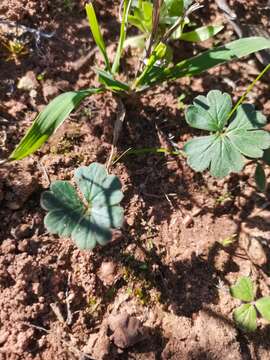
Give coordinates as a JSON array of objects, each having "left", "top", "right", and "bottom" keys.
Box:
[
  {"left": 230, "top": 276, "right": 270, "bottom": 332},
  {"left": 2, "top": 1, "right": 270, "bottom": 164},
  {"left": 126, "top": 0, "right": 223, "bottom": 49},
  {"left": 2, "top": 2, "right": 270, "bottom": 250},
  {"left": 40, "top": 163, "right": 124, "bottom": 250},
  {"left": 184, "top": 90, "right": 270, "bottom": 178}
]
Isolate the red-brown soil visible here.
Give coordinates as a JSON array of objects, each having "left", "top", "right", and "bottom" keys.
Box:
[{"left": 1, "top": 1, "right": 270, "bottom": 359}]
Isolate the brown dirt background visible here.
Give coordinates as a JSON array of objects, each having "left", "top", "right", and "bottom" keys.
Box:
[{"left": 1, "top": 0, "right": 270, "bottom": 359}]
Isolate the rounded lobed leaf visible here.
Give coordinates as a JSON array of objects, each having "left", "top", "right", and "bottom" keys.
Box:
[
  {"left": 230, "top": 276, "right": 254, "bottom": 302},
  {"left": 233, "top": 304, "right": 257, "bottom": 332},
  {"left": 255, "top": 297, "right": 270, "bottom": 322},
  {"left": 41, "top": 163, "right": 124, "bottom": 250},
  {"left": 184, "top": 91, "right": 270, "bottom": 178}
]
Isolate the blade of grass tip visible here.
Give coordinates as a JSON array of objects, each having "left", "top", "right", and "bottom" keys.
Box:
[
  {"left": 85, "top": 3, "right": 111, "bottom": 72},
  {"left": 112, "top": 0, "right": 132, "bottom": 74},
  {"left": 227, "top": 62, "right": 270, "bottom": 120}
]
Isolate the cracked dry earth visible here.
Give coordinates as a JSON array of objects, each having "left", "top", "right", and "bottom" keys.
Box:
[{"left": 1, "top": 0, "right": 270, "bottom": 359}]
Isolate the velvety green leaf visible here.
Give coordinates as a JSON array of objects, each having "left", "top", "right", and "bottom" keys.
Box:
[
  {"left": 184, "top": 131, "right": 245, "bottom": 178},
  {"left": 164, "top": 0, "right": 184, "bottom": 16},
  {"left": 41, "top": 163, "right": 124, "bottom": 250},
  {"left": 255, "top": 297, "right": 270, "bottom": 322},
  {"left": 184, "top": 91, "right": 270, "bottom": 178},
  {"left": 186, "top": 90, "right": 232, "bottom": 131},
  {"left": 233, "top": 304, "right": 257, "bottom": 332},
  {"left": 74, "top": 163, "right": 124, "bottom": 206},
  {"left": 9, "top": 88, "right": 102, "bottom": 161},
  {"left": 95, "top": 68, "right": 130, "bottom": 92},
  {"left": 230, "top": 276, "right": 254, "bottom": 302},
  {"left": 180, "top": 25, "right": 224, "bottom": 42},
  {"left": 128, "top": 1, "right": 152, "bottom": 33},
  {"left": 255, "top": 164, "right": 266, "bottom": 192},
  {"left": 227, "top": 105, "right": 270, "bottom": 159},
  {"left": 41, "top": 181, "right": 85, "bottom": 237},
  {"left": 139, "top": 37, "right": 270, "bottom": 87},
  {"left": 184, "top": 135, "right": 219, "bottom": 172},
  {"left": 85, "top": 3, "right": 111, "bottom": 71}
]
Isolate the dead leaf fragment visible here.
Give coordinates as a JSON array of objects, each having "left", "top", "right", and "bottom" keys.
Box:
[{"left": 108, "top": 312, "right": 147, "bottom": 349}]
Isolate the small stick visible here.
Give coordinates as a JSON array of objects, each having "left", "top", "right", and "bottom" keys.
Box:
[{"left": 106, "top": 97, "right": 126, "bottom": 171}]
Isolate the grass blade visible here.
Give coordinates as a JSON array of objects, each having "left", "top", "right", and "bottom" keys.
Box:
[
  {"left": 180, "top": 25, "right": 224, "bottom": 42},
  {"left": 136, "top": 37, "right": 270, "bottom": 88},
  {"left": 85, "top": 3, "right": 111, "bottom": 72},
  {"left": 95, "top": 68, "right": 130, "bottom": 92},
  {"left": 9, "top": 88, "right": 103, "bottom": 161},
  {"left": 112, "top": 0, "right": 132, "bottom": 74}
]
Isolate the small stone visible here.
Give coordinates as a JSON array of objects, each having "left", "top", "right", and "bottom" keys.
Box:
[
  {"left": 11, "top": 224, "right": 32, "bottom": 239},
  {"left": 98, "top": 261, "right": 118, "bottom": 286},
  {"left": 32, "top": 282, "right": 42, "bottom": 296},
  {"left": 17, "top": 71, "right": 39, "bottom": 91},
  {"left": 42, "top": 81, "right": 59, "bottom": 101},
  {"left": 242, "top": 236, "right": 267, "bottom": 267},
  {"left": 1, "top": 239, "right": 16, "bottom": 254},
  {"left": 183, "top": 214, "right": 194, "bottom": 228},
  {"left": 0, "top": 330, "right": 9, "bottom": 345},
  {"left": 17, "top": 239, "right": 29, "bottom": 252}
]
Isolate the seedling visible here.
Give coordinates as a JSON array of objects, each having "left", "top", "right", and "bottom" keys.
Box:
[
  {"left": 40, "top": 163, "right": 124, "bottom": 250},
  {"left": 230, "top": 276, "right": 270, "bottom": 332},
  {"left": 184, "top": 90, "right": 270, "bottom": 178},
  {"left": 0, "top": 36, "right": 28, "bottom": 62}
]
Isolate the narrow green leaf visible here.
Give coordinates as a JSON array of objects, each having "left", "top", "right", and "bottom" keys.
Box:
[
  {"left": 262, "top": 148, "right": 270, "bottom": 165},
  {"left": 139, "top": 37, "right": 270, "bottom": 86},
  {"left": 233, "top": 304, "right": 257, "bottom": 332},
  {"left": 9, "top": 88, "right": 102, "bottom": 161},
  {"left": 255, "top": 297, "right": 270, "bottom": 322},
  {"left": 85, "top": 3, "right": 111, "bottom": 71},
  {"left": 95, "top": 68, "right": 130, "bottom": 92},
  {"left": 180, "top": 25, "right": 224, "bottom": 42},
  {"left": 255, "top": 163, "right": 266, "bottom": 192},
  {"left": 112, "top": 0, "right": 132, "bottom": 74},
  {"left": 230, "top": 276, "right": 254, "bottom": 302}
]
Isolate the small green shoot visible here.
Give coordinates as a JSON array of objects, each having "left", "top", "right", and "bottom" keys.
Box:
[
  {"left": 230, "top": 276, "right": 270, "bottom": 332},
  {"left": 40, "top": 163, "right": 124, "bottom": 250},
  {"left": 219, "top": 234, "right": 237, "bottom": 247}
]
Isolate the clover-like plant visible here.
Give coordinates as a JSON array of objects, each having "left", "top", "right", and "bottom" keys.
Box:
[
  {"left": 40, "top": 163, "right": 124, "bottom": 250},
  {"left": 230, "top": 276, "right": 270, "bottom": 332},
  {"left": 184, "top": 90, "right": 270, "bottom": 178}
]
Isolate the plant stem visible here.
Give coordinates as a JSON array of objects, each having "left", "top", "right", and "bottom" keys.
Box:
[{"left": 228, "top": 62, "right": 270, "bottom": 120}]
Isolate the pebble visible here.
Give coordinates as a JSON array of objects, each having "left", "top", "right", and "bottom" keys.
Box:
[{"left": 183, "top": 214, "right": 194, "bottom": 228}]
